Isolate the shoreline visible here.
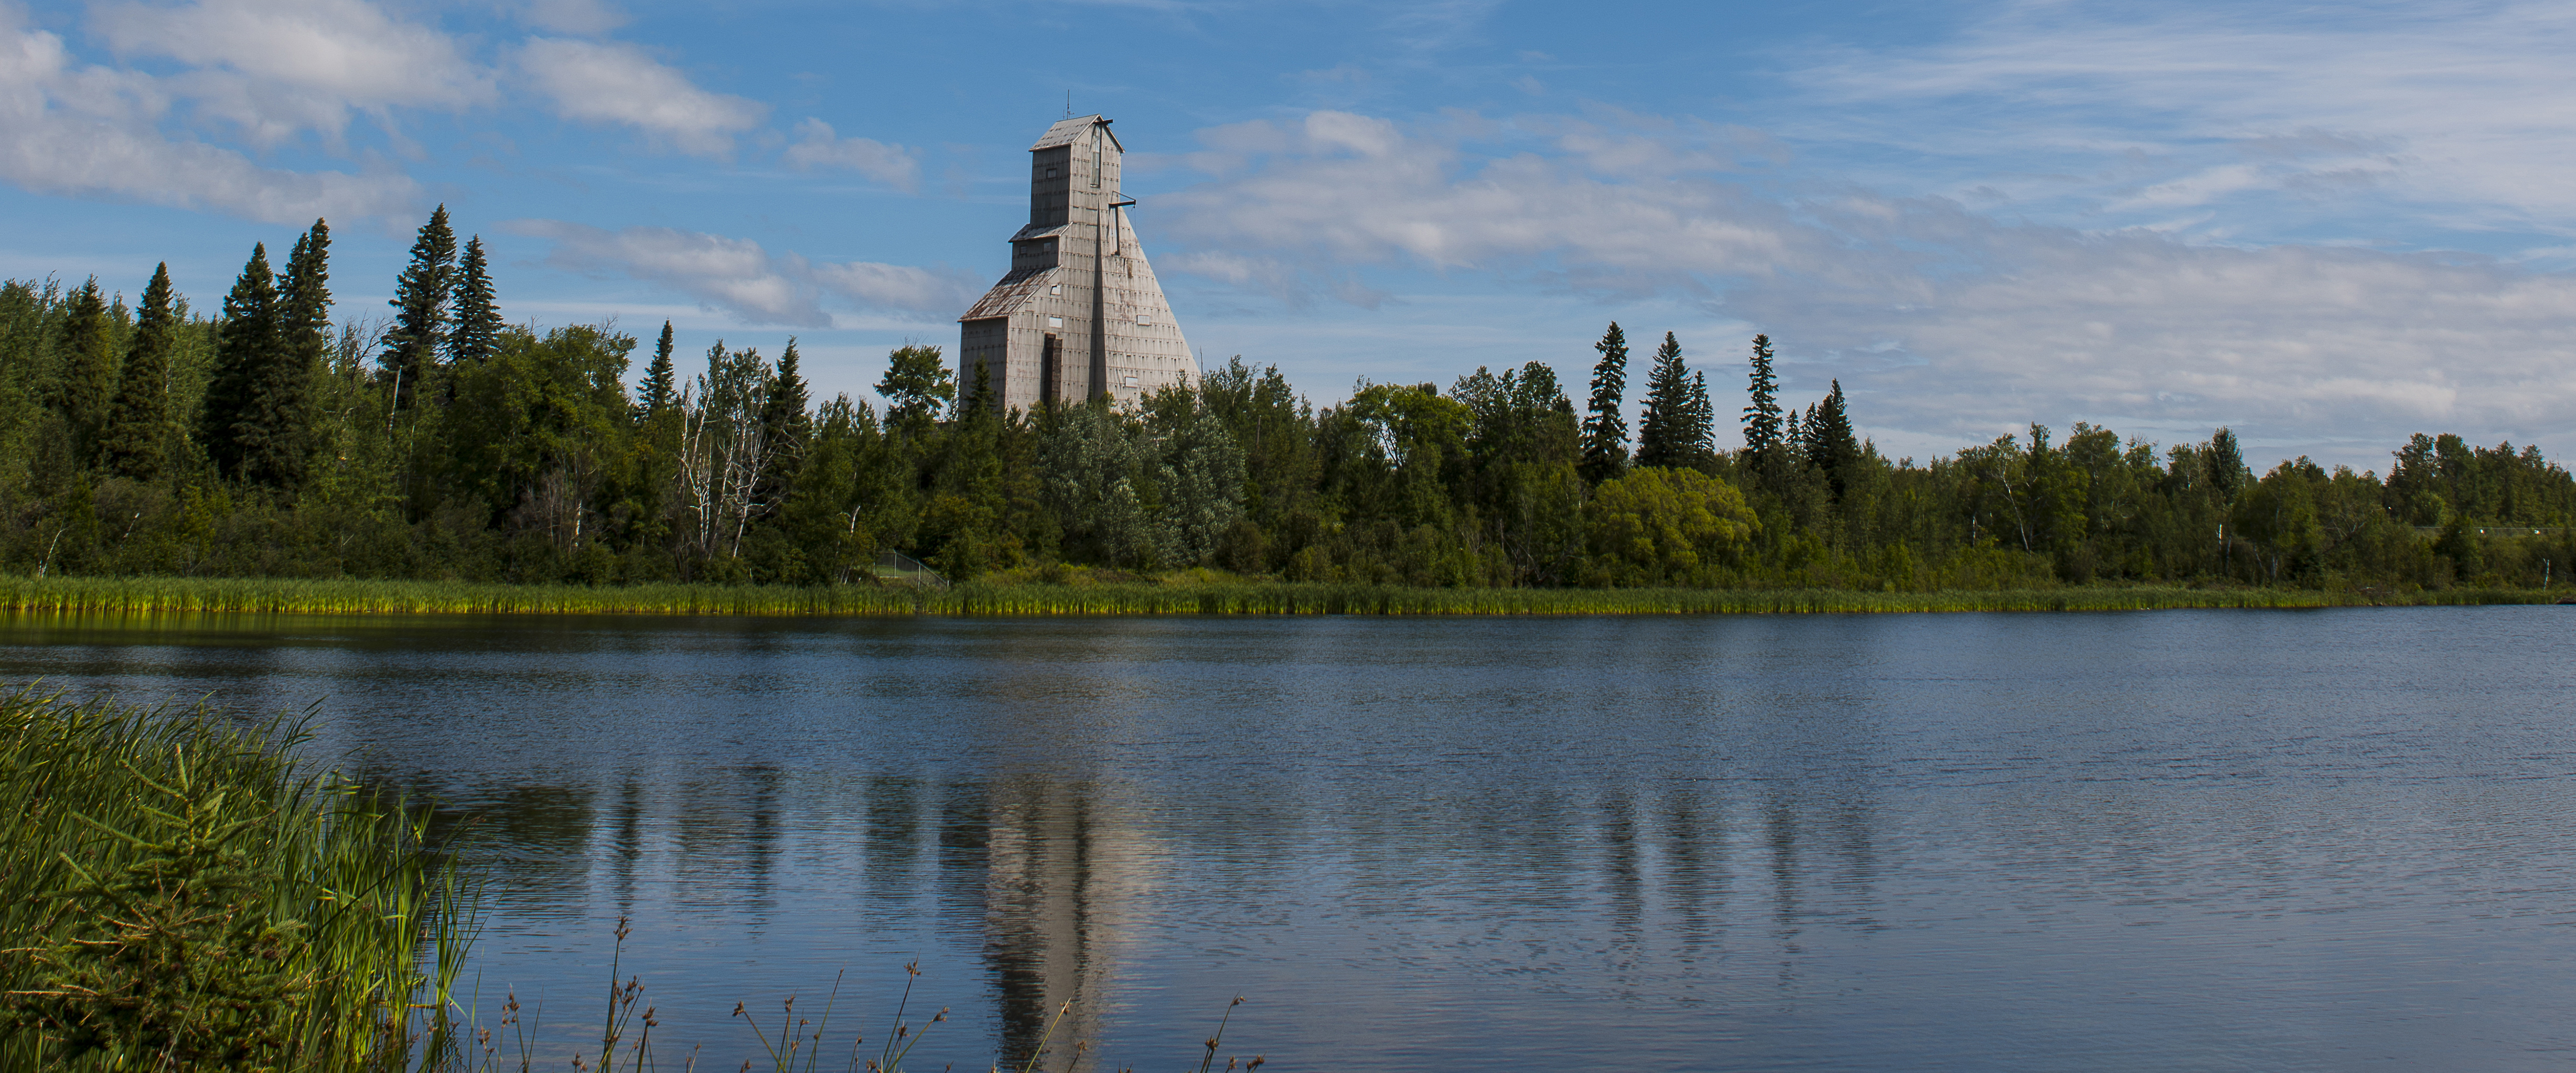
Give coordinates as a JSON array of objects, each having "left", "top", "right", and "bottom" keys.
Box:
[{"left": 0, "top": 576, "right": 2563, "bottom": 617}]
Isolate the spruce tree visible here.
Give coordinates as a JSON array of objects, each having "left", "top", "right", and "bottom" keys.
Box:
[
  {"left": 1805, "top": 379, "right": 1859, "bottom": 500},
  {"left": 1578, "top": 321, "right": 1629, "bottom": 484},
  {"left": 243, "top": 219, "right": 330, "bottom": 487},
  {"left": 1683, "top": 370, "right": 1714, "bottom": 467},
  {"left": 1636, "top": 331, "right": 1694, "bottom": 469},
  {"left": 202, "top": 243, "right": 283, "bottom": 481},
  {"left": 100, "top": 264, "right": 177, "bottom": 479},
  {"left": 752, "top": 338, "right": 813, "bottom": 517},
  {"left": 636, "top": 320, "right": 677, "bottom": 422},
  {"left": 2207, "top": 427, "right": 2246, "bottom": 501},
  {"left": 382, "top": 205, "right": 458, "bottom": 410},
  {"left": 53, "top": 276, "right": 120, "bottom": 458},
  {"left": 448, "top": 234, "right": 501, "bottom": 367},
  {"left": 1743, "top": 333, "right": 1781, "bottom": 463}
]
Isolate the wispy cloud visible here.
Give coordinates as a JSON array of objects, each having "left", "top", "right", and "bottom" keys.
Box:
[
  {"left": 1788, "top": 1, "right": 2576, "bottom": 236},
  {"left": 782, "top": 117, "right": 919, "bottom": 191},
  {"left": 510, "top": 219, "right": 979, "bottom": 326},
  {"left": 516, "top": 38, "right": 765, "bottom": 157},
  {"left": 91, "top": 0, "right": 494, "bottom": 147},
  {"left": 0, "top": 9, "right": 419, "bottom": 221},
  {"left": 1158, "top": 105, "right": 2576, "bottom": 463}
]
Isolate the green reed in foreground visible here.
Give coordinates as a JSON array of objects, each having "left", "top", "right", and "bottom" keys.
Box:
[
  {"left": 0, "top": 574, "right": 2560, "bottom": 618},
  {"left": 0, "top": 689, "right": 477, "bottom": 1071}
]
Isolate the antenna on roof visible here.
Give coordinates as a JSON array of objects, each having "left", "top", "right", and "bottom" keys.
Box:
[{"left": 1065, "top": 91, "right": 1072, "bottom": 119}]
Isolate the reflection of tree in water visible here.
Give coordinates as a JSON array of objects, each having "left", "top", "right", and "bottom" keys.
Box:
[{"left": 488, "top": 783, "right": 595, "bottom": 900}]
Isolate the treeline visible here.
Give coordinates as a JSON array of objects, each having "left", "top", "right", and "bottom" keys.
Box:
[{"left": 3, "top": 212, "right": 2572, "bottom": 591}]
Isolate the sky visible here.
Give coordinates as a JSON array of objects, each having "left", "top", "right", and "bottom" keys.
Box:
[{"left": 5, "top": 0, "right": 2574, "bottom": 471}]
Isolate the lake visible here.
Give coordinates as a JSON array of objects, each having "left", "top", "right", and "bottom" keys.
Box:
[{"left": 3, "top": 607, "right": 2572, "bottom": 1070}]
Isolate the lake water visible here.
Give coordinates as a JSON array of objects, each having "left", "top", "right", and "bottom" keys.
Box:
[{"left": 4, "top": 607, "right": 2573, "bottom": 1070}]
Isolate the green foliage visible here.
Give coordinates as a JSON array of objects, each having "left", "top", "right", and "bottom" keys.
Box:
[
  {"left": 6, "top": 763, "right": 318, "bottom": 1067},
  {"left": 1583, "top": 467, "right": 1758, "bottom": 585},
  {"left": 52, "top": 277, "right": 119, "bottom": 459},
  {"left": 1578, "top": 321, "right": 1630, "bottom": 484},
  {"left": 1742, "top": 333, "right": 1782, "bottom": 472},
  {"left": 4, "top": 232, "right": 2574, "bottom": 598},
  {"left": 875, "top": 343, "right": 953, "bottom": 432},
  {"left": 98, "top": 264, "right": 176, "bottom": 480},
  {"left": 1635, "top": 331, "right": 1711, "bottom": 471},
  {"left": 636, "top": 320, "right": 677, "bottom": 423},
  {"left": 201, "top": 243, "right": 285, "bottom": 486},
  {"left": 0, "top": 690, "right": 475, "bottom": 1071},
  {"left": 382, "top": 206, "right": 457, "bottom": 411},
  {"left": 446, "top": 235, "right": 500, "bottom": 368}
]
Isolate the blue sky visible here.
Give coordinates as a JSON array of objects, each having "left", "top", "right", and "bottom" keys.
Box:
[{"left": 6, "top": 0, "right": 2574, "bottom": 469}]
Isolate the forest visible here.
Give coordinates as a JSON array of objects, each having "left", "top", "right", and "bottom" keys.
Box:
[{"left": 3, "top": 210, "right": 2571, "bottom": 593}]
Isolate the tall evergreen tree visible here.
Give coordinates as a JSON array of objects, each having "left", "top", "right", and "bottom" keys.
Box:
[
  {"left": 752, "top": 338, "right": 813, "bottom": 517},
  {"left": 2207, "top": 426, "right": 2247, "bottom": 501},
  {"left": 250, "top": 219, "right": 331, "bottom": 486},
  {"left": 52, "top": 276, "right": 119, "bottom": 457},
  {"left": 1636, "top": 331, "right": 1699, "bottom": 469},
  {"left": 201, "top": 243, "right": 283, "bottom": 481},
  {"left": 1683, "top": 370, "right": 1714, "bottom": 467},
  {"left": 99, "top": 264, "right": 177, "bottom": 479},
  {"left": 1804, "top": 379, "right": 1859, "bottom": 500},
  {"left": 1743, "top": 333, "right": 1781, "bottom": 463},
  {"left": 1578, "top": 321, "right": 1629, "bottom": 484},
  {"left": 636, "top": 320, "right": 677, "bottom": 423},
  {"left": 382, "top": 205, "right": 458, "bottom": 410},
  {"left": 449, "top": 234, "right": 501, "bottom": 367}
]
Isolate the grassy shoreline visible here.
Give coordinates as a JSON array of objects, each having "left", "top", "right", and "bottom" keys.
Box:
[
  {"left": 0, "top": 689, "right": 474, "bottom": 1070},
  {"left": 0, "top": 574, "right": 2563, "bottom": 617}
]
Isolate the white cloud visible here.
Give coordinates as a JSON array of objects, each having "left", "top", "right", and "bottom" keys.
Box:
[
  {"left": 0, "top": 13, "right": 417, "bottom": 222},
  {"left": 1736, "top": 198, "right": 2576, "bottom": 462},
  {"left": 782, "top": 118, "right": 920, "bottom": 191},
  {"left": 1789, "top": 1, "right": 2576, "bottom": 234},
  {"left": 1160, "top": 108, "right": 2576, "bottom": 466},
  {"left": 1164, "top": 111, "right": 1800, "bottom": 279},
  {"left": 511, "top": 220, "right": 977, "bottom": 326},
  {"left": 92, "top": 0, "right": 493, "bottom": 146},
  {"left": 807, "top": 260, "right": 976, "bottom": 314},
  {"left": 517, "top": 38, "right": 764, "bottom": 157}
]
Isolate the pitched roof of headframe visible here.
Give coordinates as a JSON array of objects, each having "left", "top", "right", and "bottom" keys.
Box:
[{"left": 1029, "top": 114, "right": 1123, "bottom": 153}]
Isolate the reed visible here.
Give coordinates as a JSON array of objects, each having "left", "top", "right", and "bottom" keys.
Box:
[
  {"left": 0, "top": 575, "right": 2559, "bottom": 619},
  {"left": 0, "top": 576, "right": 922, "bottom": 616},
  {"left": 0, "top": 688, "right": 478, "bottom": 1071}
]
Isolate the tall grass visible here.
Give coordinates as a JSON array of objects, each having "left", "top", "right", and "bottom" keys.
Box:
[
  {"left": 0, "top": 688, "right": 477, "bottom": 1071},
  {"left": 0, "top": 576, "right": 920, "bottom": 616},
  {"left": 0, "top": 575, "right": 2560, "bottom": 618}
]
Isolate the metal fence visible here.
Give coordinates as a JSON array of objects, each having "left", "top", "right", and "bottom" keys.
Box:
[{"left": 872, "top": 550, "right": 949, "bottom": 588}]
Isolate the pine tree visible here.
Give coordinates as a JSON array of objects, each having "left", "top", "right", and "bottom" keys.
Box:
[
  {"left": 636, "top": 320, "right": 677, "bottom": 423},
  {"left": 1805, "top": 379, "right": 1859, "bottom": 500},
  {"left": 99, "top": 264, "right": 177, "bottom": 479},
  {"left": 1636, "top": 331, "right": 1695, "bottom": 469},
  {"left": 382, "top": 205, "right": 457, "bottom": 410},
  {"left": 202, "top": 243, "right": 283, "bottom": 481},
  {"left": 53, "top": 276, "right": 120, "bottom": 458},
  {"left": 448, "top": 234, "right": 501, "bottom": 367},
  {"left": 1578, "top": 321, "right": 1630, "bottom": 484}
]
